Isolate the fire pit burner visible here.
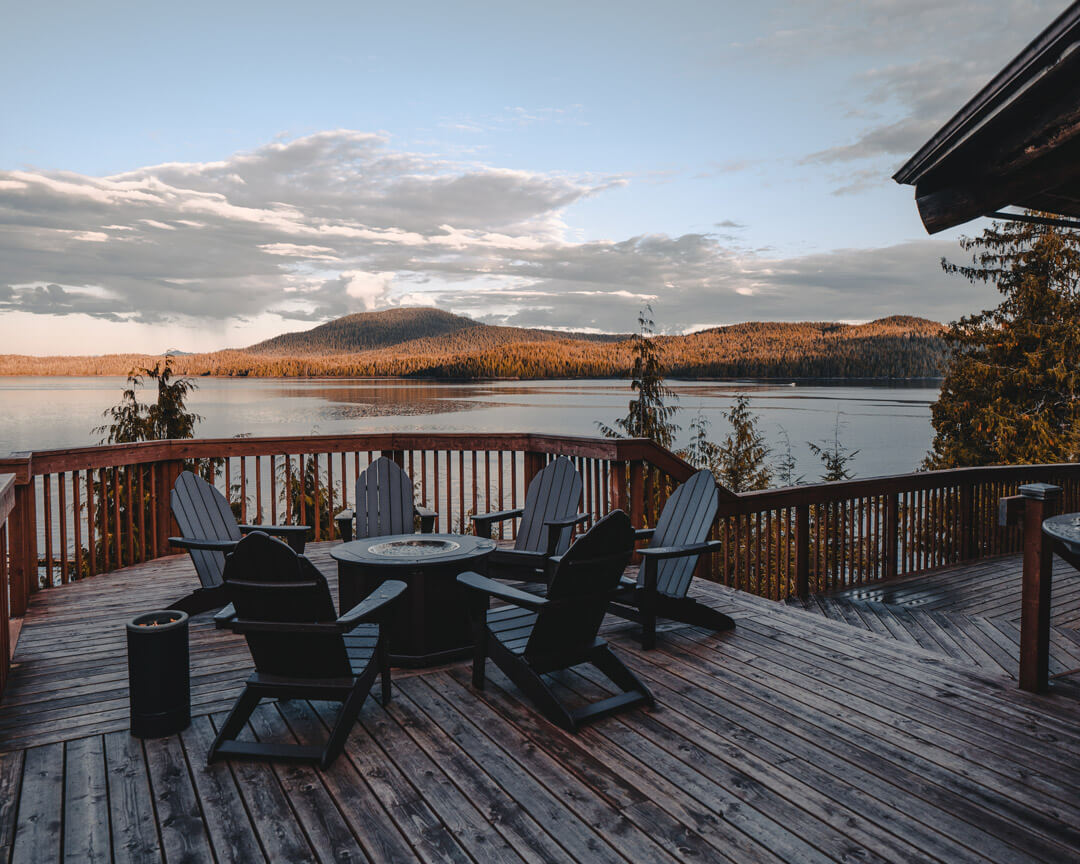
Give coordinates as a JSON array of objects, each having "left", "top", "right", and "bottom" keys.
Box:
[{"left": 368, "top": 537, "right": 462, "bottom": 558}]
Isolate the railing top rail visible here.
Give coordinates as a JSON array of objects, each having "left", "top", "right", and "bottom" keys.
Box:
[
  {"left": 732, "top": 462, "right": 1080, "bottom": 512},
  {"left": 0, "top": 475, "right": 13, "bottom": 523},
  {"left": 3, "top": 429, "right": 1076, "bottom": 516},
  {"left": 1, "top": 432, "right": 676, "bottom": 477}
]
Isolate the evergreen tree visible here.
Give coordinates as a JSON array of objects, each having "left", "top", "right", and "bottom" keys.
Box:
[
  {"left": 681, "top": 413, "right": 723, "bottom": 479},
  {"left": 774, "top": 426, "right": 803, "bottom": 487},
  {"left": 926, "top": 215, "right": 1080, "bottom": 468},
  {"left": 808, "top": 414, "right": 859, "bottom": 482},
  {"left": 716, "top": 395, "right": 772, "bottom": 492},
  {"left": 97, "top": 357, "right": 202, "bottom": 443},
  {"left": 598, "top": 305, "right": 679, "bottom": 449}
]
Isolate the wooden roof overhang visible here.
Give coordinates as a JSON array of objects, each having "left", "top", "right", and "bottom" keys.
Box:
[{"left": 893, "top": 1, "right": 1080, "bottom": 234}]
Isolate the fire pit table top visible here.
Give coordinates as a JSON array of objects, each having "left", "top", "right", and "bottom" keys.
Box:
[
  {"left": 330, "top": 532, "right": 495, "bottom": 567},
  {"left": 1043, "top": 513, "right": 1080, "bottom": 555}
]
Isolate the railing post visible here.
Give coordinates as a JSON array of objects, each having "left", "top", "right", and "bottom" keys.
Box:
[
  {"left": 154, "top": 459, "right": 183, "bottom": 557},
  {"left": 795, "top": 503, "right": 810, "bottom": 598},
  {"left": 1018, "top": 482, "right": 1060, "bottom": 693},
  {"left": 8, "top": 476, "right": 34, "bottom": 617},
  {"left": 609, "top": 459, "right": 628, "bottom": 514},
  {"left": 523, "top": 451, "right": 544, "bottom": 492},
  {"left": 960, "top": 479, "right": 975, "bottom": 561},
  {"left": 629, "top": 460, "right": 645, "bottom": 528},
  {"left": 885, "top": 492, "right": 899, "bottom": 581}
]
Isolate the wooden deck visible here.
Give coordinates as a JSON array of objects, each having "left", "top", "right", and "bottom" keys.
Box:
[
  {"left": 2, "top": 546, "right": 1080, "bottom": 863},
  {"left": 787, "top": 554, "right": 1080, "bottom": 680}
]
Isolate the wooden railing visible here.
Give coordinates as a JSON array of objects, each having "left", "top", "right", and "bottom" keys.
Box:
[
  {"left": 0, "top": 433, "right": 691, "bottom": 614},
  {"left": 2, "top": 433, "right": 1078, "bottom": 618},
  {"left": 717, "top": 464, "right": 1080, "bottom": 600},
  {"left": 0, "top": 474, "right": 15, "bottom": 696}
]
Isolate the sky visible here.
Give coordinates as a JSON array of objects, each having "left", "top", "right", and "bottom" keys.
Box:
[{"left": 0, "top": 0, "right": 1065, "bottom": 355}]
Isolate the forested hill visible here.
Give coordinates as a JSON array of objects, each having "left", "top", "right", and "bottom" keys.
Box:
[
  {"left": 247, "top": 307, "right": 625, "bottom": 355},
  {"left": 0, "top": 312, "right": 948, "bottom": 379}
]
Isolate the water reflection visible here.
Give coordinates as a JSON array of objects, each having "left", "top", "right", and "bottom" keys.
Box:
[{"left": 0, "top": 376, "right": 942, "bottom": 476}]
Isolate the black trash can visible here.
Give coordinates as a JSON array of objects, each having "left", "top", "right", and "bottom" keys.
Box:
[{"left": 126, "top": 609, "right": 190, "bottom": 738}]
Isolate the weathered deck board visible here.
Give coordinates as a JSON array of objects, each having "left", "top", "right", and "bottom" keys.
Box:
[
  {"left": 829, "top": 553, "right": 1080, "bottom": 628},
  {"left": 1, "top": 546, "right": 1079, "bottom": 862}
]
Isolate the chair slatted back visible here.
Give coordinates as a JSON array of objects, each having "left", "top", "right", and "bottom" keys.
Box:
[
  {"left": 171, "top": 470, "right": 241, "bottom": 589},
  {"left": 354, "top": 457, "right": 416, "bottom": 539},
  {"left": 650, "top": 469, "right": 719, "bottom": 598},
  {"left": 222, "top": 532, "right": 351, "bottom": 679},
  {"left": 525, "top": 510, "right": 635, "bottom": 672},
  {"left": 516, "top": 457, "right": 582, "bottom": 555}
]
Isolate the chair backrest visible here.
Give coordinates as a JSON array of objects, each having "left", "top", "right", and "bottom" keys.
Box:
[
  {"left": 649, "top": 469, "right": 719, "bottom": 599},
  {"left": 222, "top": 532, "right": 351, "bottom": 679},
  {"left": 525, "top": 510, "right": 635, "bottom": 672},
  {"left": 516, "top": 456, "right": 583, "bottom": 555},
  {"left": 171, "top": 470, "right": 241, "bottom": 589},
  {"left": 354, "top": 456, "right": 416, "bottom": 539}
]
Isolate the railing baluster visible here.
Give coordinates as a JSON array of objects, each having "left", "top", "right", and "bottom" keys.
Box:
[
  {"left": 58, "top": 471, "right": 68, "bottom": 584},
  {"left": 88, "top": 471, "right": 98, "bottom": 577},
  {"left": 43, "top": 474, "right": 53, "bottom": 587},
  {"left": 73, "top": 471, "right": 83, "bottom": 579},
  {"left": 326, "top": 452, "right": 333, "bottom": 535}
]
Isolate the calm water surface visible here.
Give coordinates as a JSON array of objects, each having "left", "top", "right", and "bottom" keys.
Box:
[{"left": 0, "top": 377, "right": 940, "bottom": 479}]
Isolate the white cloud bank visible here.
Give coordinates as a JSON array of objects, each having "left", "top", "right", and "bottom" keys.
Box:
[{"left": 0, "top": 130, "right": 995, "bottom": 350}]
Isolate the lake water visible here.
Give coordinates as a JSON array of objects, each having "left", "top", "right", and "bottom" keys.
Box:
[{"left": 0, "top": 377, "right": 940, "bottom": 479}]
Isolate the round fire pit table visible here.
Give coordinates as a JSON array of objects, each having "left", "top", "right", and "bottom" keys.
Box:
[
  {"left": 331, "top": 533, "right": 496, "bottom": 667},
  {"left": 1043, "top": 513, "right": 1080, "bottom": 555}
]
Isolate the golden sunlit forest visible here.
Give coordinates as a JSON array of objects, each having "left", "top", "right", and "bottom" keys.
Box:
[{"left": 0, "top": 310, "right": 947, "bottom": 379}]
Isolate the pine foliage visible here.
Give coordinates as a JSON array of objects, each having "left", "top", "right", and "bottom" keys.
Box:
[
  {"left": 598, "top": 306, "right": 680, "bottom": 449},
  {"left": 926, "top": 215, "right": 1080, "bottom": 468},
  {"left": 715, "top": 395, "right": 772, "bottom": 492}
]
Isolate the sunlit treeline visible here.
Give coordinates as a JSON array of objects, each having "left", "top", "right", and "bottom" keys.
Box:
[{"left": 0, "top": 315, "right": 946, "bottom": 379}]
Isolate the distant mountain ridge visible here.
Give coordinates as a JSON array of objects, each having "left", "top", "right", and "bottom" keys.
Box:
[
  {"left": 248, "top": 307, "right": 625, "bottom": 356},
  {"left": 0, "top": 308, "right": 948, "bottom": 379}
]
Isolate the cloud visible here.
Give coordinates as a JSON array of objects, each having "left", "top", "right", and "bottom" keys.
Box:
[
  {"left": 755, "top": 1, "right": 1063, "bottom": 172},
  {"left": 0, "top": 129, "right": 993, "bottom": 338}
]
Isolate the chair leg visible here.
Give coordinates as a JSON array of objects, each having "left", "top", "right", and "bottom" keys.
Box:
[
  {"left": 208, "top": 686, "right": 261, "bottom": 764},
  {"left": 321, "top": 681, "right": 369, "bottom": 769},
  {"left": 640, "top": 588, "right": 657, "bottom": 651},
  {"left": 379, "top": 637, "right": 392, "bottom": 705},
  {"left": 472, "top": 633, "right": 488, "bottom": 690},
  {"left": 590, "top": 643, "right": 655, "bottom": 708},
  {"left": 489, "top": 639, "right": 575, "bottom": 730},
  {"left": 657, "top": 596, "right": 735, "bottom": 633}
]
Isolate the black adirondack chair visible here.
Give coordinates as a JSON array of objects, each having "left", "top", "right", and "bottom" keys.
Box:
[
  {"left": 334, "top": 456, "right": 437, "bottom": 542},
  {"left": 168, "top": 470, "right": 311, "bottom": 614},
  {"left": 210, "top": 531, "right": 405, "bottom": 768},
  {"left": 458, "top": 510, "right": 653, "bottom": 732},
  {"left": 607, "top": 468, "right": 735, "bottom": 649},
  {"left": 472, "top": 455, "right": 588, "bottom": 582}
]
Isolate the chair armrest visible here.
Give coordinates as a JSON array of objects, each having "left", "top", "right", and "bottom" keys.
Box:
[
  {"left": 169, "top": 536, "right": 237, "bottom": 553},
  {"left": 542, "top": 512, "right": 590, "bottom": 556},
  {"left": 543, "top": 512, "right": 591, "bottom": 529},
  {"left": 415, "top": 505, "right": 437, "bottom": 533},
  {"left": 336, "top": 580, "right": 407, "bottom": 630},
  {"left": 213, "top": 603, "right": 237, "bottom": 629},
  {"left": 638, "top": 540, "right": 723, "bottom": 561},
  {"left": 456, "top": 571, "right": 550, "bottom": 610},
  {"left": 238, "top": 524, "right": 311, "bottom": 536},
  {"left": 471, "top": 508, "right": 523, "bottom": 537},
  {"left": 634, "top": 527, "right": 656, "bottom": 541}
]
